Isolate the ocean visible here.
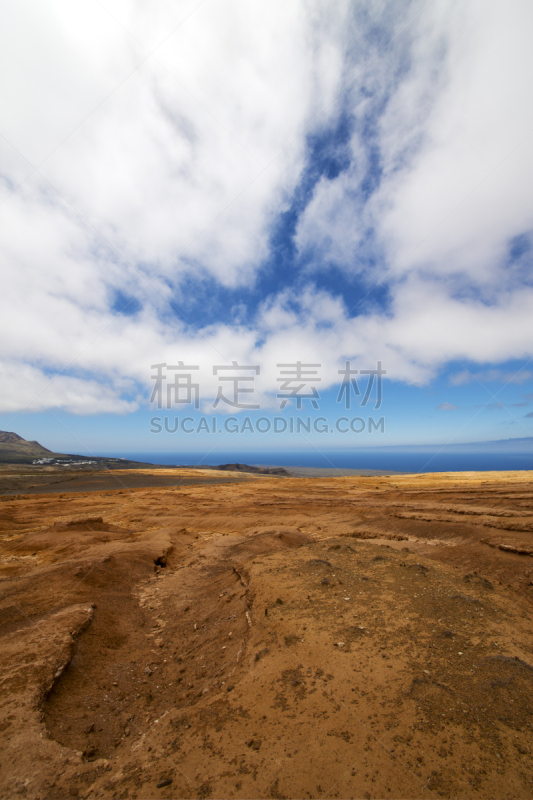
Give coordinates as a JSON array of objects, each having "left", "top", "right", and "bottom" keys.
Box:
[{"left": 102, "top": 448, "right": 533, "bottom": 473}]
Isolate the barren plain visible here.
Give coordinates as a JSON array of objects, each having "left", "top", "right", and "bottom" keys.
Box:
[{"left": 1, "top": 468, "right": 533, "bottom": 799}]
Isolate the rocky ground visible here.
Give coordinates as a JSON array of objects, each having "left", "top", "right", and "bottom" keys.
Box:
[{"left": 1, "top": 469, "right": 533, "bottom": 799}]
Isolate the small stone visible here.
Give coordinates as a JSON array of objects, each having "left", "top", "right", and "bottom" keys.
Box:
[
  {"left": 247, "top": 738, "right": 262, "bottom": 750},
  {"left": 157, "top": 778, "right": 173, "bottom": 788},
  {"left": 144, "top": 666, "right": 153, "bottom": 675}
]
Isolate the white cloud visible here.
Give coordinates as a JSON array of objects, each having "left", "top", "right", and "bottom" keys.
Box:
[
  {"left": 450, "top": 369, "right": 533, "bottom": 387},
  {"left": 1, "top": 0, "right": 348, "bottom": 282},
  {"left": 0, "top": 363, "right": 137, "bottom": 415},
  {"left": 374, "top": 0, "right": 533, "bottom": 286},
  {"left": 1, "top": 1, "right": 533, "bottom": 414},
  {"left": 297, "top": 2, "right": 533, "bottom": 287}
]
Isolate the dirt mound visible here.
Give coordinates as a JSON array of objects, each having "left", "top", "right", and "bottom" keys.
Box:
[{"left": 248, "top": 526, "right": 311, "bottom": 546}]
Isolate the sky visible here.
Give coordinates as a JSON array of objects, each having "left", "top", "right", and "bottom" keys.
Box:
[{"left": 1, "top": 0, "right": 533, "bottom": 459}]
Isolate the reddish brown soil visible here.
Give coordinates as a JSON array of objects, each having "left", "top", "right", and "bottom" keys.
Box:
[{"left": 1, "top": 469, "right": 533, "bottom": 799}]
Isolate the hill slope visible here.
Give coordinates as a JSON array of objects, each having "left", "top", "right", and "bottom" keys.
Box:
[{"left": 0, "top": 431, "right": 64, "bottom": 463}]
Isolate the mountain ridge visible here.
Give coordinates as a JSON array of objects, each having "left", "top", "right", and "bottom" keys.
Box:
[{"left": 0, "top": 430, "right": 58, "bottom": 462}]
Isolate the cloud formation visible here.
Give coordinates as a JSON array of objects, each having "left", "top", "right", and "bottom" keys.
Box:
[
  {"left": 450, "top": 369, "right": 533, "bottom": 387},
  {"left": 1, "top": 0, "right": 533, "bottom": 413}
]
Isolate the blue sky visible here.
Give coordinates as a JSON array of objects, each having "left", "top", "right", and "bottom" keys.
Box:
[
  {"left": 4, "top": 359, "right": 533, "bottom": 458},
  {"left": 1, "top": 1, "right": 533, "bottom": 460}
]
